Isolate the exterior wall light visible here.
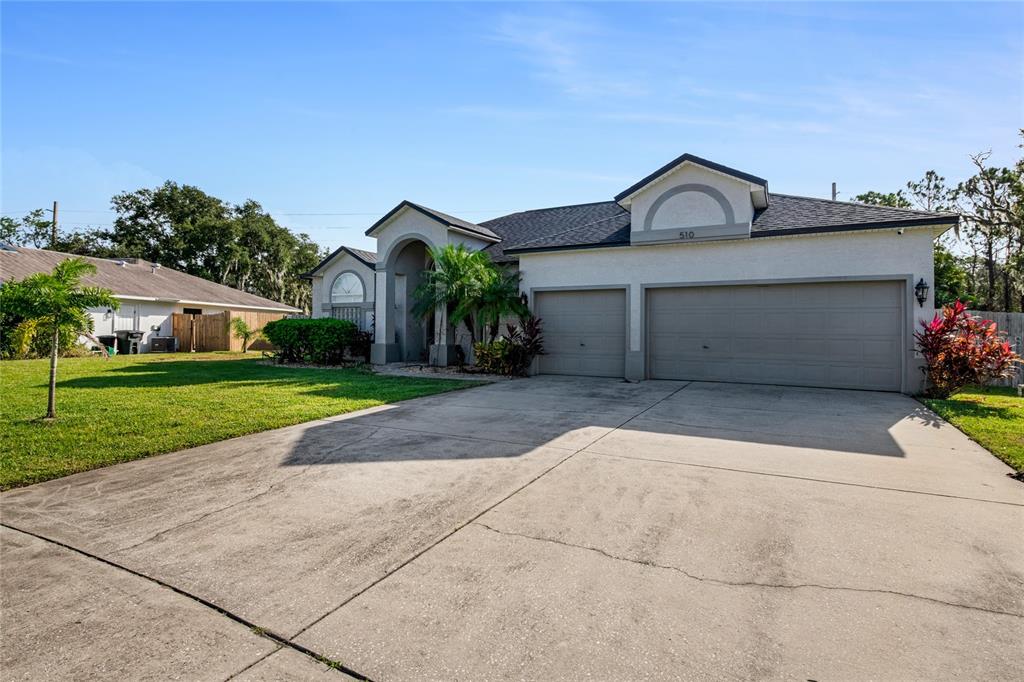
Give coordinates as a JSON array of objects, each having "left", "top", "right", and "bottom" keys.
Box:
[{"left": 914, "top": 278, "right": 929, "bottom": 307}]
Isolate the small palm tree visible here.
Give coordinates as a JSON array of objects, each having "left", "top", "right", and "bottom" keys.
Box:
[
  {"left": 230, "top": 317, "right": 261, "bottom": 352},
  {"left": 476, "top": 266, "right": 528, "bottom": 343},
  {"left": 0, "top": 258, "right": 118, "bottom": 419},
  {"left": 412, "top": 244, "right": 492, "bottom": 343}
]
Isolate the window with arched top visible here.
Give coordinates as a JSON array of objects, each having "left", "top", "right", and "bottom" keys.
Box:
[{"left": 331, "top": 272, "right": 364, "bottom": 304}]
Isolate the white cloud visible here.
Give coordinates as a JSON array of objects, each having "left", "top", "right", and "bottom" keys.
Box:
[{"left": 490, "top": 10, "right": 647, "bottom": 98}]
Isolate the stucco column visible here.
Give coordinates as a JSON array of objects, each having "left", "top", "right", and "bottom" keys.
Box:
[
  {"left": 429, "top": 304, "right": 460, "bottom": 366},
  {"left": 371, "top": 268, "right": 401, "bottom": 364},
  {"left": 625, "top": 285, "right": 644, "bottom": 381}
]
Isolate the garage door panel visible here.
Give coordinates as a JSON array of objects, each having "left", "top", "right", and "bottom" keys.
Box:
[
  {"left": 536, "top": 289, "right": 626, "bottom": 378},
  {"left": 647, "top": 282, "right": 903, "bottom": 391}
]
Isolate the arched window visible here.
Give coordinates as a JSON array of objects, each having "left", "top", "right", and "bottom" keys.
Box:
[{"left": 331, "top": 272, "right": 364, "bottom": 304}]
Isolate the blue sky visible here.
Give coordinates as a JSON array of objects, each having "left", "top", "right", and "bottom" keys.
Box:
[{"left": 3, "top": 1, "right": 1021, "bottom": 252}]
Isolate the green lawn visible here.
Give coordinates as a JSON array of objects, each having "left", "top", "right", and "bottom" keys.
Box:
[
  {"left": 0, "top": 353, "right": 478, "bottom": 490},
  {"left": 921, "top": 386, "right": 1024, "bottom": 473}
]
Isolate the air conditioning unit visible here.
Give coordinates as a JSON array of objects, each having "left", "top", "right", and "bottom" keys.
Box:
[{"left": 150, "top": 336, "right": 177, "bottom": 353}]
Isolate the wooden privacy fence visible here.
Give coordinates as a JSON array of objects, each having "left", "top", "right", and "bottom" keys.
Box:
[
  {"left": 171, "top": 310, "right": 287, "bottom": 352},
  {"left": 968, "top": 310, "right": 1024, "bottom": 387}
]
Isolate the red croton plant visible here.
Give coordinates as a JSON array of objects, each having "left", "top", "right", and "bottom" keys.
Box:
[{"left": 915, "top": 300, "right": 1021, "bottom": 398}]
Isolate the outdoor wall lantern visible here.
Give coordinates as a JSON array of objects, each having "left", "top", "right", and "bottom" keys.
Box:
[{"left": 914, "top": 278, "right": 930, "bottom": 307}]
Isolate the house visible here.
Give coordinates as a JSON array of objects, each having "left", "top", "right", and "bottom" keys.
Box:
[
  {"left": 0, "top": 246, "right": 301, "bottom": 352},
  {"left": 306, "top": 153, "right": 957, "bottom": 393}
]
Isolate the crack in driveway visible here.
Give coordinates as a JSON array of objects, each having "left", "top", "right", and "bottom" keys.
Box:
[
  {"left": 586, "top": 451, "right": 1024, "bottom": 508},
  {"left": 2, "top": 524, "right": 374, "bottom": 681},
  {"left": 286, "top": 381, "right": 696, "bottom": 641},
  {"left": 471, "top": 521, "right": 1023, "bottom": 620}
]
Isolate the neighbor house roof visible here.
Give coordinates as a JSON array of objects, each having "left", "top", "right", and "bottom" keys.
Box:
[
  {"left": 305, "top": 245, "right": 378, "bottom": 277},
  {"left": 0, "top": 247, "right": 302, "bottom": 312},
  {"left": 488, "top": 194, "right": 957, "bottom": 256},
  {"left": 365, "top": 200, "right": 500, "bottom": 242}
]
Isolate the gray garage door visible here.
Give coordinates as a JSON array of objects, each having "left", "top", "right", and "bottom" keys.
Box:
[
  {"left": 535, "top": 289, "right": 626, "bottom": 378},
  {"left": 647, "top": 281, "right": 904, "bottom": 391}
]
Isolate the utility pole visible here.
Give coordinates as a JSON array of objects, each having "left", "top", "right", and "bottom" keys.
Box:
[
  {"left": 50, "top": 200, "right": 58, "bottom": 248},
  {"left": 831, "top": 182, "right": 838, "bottom": 201}
]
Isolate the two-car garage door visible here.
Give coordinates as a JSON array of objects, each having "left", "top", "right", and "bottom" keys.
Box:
[
  {"left": 536, "top": 281, "right": 904, "bottom": 391},
  {"left": 647, "top": 281, "right": 904, "bottom": 391}
]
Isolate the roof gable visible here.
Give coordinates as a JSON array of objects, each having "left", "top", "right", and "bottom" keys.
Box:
[
  {"left": 306, "top": 245, "right": 378, "bottom": 277},
  {"left": 615, "top": 153, "right": 769, "bottom": 208},
  {"left": 365, "top": 200, "right": 500, "bottom": 242}
]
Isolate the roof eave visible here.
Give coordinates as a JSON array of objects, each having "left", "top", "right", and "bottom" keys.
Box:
[
  {"left": 751, "top": 216, "right": 959, "bottom": 239},
  {"left": 506, "top": 217, "right": 958, "bottom": 255},
  {"left": 446, "top": 225, "right": 501, "bottom": 244},
  {"left": 504, "top": 242, "right": 631, "bottom": 256},
  {"left": 111, "top": 293, "right": 300, "bottom": 313}
]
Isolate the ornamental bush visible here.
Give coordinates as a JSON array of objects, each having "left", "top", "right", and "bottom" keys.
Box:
[
  {"left": 262, "top": 318, "right": 357, "bottom": 365},
  {"left": 473, "top": 316, "right": 544, "bottom": 376},
  {"left": 915, "top": 301, "right": 1021, "bottom": 398}
]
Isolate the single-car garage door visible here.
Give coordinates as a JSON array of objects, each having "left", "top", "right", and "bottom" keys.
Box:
[
  {"left": 647, "top": 280, "right": 903, "bottom": 391},
  {"left": 535, "top": 289, "right": 626, "bottom": 377}
]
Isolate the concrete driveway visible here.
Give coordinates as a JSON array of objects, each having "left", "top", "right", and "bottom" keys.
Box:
[{"left": 2, "top": 377, "right": 1022, "bottom": 680}]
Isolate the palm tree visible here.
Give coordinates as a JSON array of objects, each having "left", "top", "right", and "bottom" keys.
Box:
[
  {"left": 0, "top": 258, "right": 118, "bottom": 419},
  {"left": 230, "top": 317, "right": 261, "bottom": 352},
  {"left": 476, "top": 266, "right": 528, "bottom": 343},
  {"left": 412, "top": 244, "right": 491, "bottom": 344}
]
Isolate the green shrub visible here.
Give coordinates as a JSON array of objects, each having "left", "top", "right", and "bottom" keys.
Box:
[
  {"left": 0, "top": 314, "right": 88, "bottom": 359},
  {"left": 349, "top": 330, "right": 372, "bottom": 362},
  {"left": 473, "top": 316, "right": 544, "bottom": 376},
  {"left": 262, "top": 318, "right": 357, "bottom": 365}
]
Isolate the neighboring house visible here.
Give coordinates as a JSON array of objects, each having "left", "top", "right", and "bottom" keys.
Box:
[
  {"left": 305, "top": 153, "right": 958, "bottom": 393},
  {"left": 0, "top": 246, "right": 301, "bottom": 352}
]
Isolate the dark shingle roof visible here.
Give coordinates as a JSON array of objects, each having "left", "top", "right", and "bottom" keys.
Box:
[
  {"left": 496, "top": 194, "right": 956, "bottom": 256},
  {"left": 0, "top": 247, "right": 301, "bottom": 311},
  {"left": 347, "top": 247, "right": 378, "bottom": 264},
  {"left": 750, "top": 194, "right": 957, "bottom": 237},
  {"left": 366, "top": 200, "right": 500, "bottom": 241},
  {"left": 306, "top": 245, "right": 378, "bottom": 276},
  {"left": 480, "top": 201, "right": 631, "bottom": 262}
]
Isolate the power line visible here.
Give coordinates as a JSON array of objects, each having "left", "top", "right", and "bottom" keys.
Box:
[
  {"left": 26, "top": 221, "right": 380, "bottom": 230},
  {"left": 4, "top": 207, "right": 518, "bottom": 216}
]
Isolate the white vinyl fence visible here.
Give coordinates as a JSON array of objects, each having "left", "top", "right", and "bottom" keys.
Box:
[{"left": 968, "top": 310, "right": 1024, "bottom": 388}]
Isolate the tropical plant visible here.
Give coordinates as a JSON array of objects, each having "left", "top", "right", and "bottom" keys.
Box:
[
  {"left": 230, "top": 317, "right": 261, "bottom": 353},
  {"left": 915, "top": 300, "right": 1021, "bottom": 398},
  {"left": 411, "top": 244, "right": 491, "bottom": 343},
  {"left": 477, "top": 267, "right": 529, "bottom": 343},
  {"left": 473, "top": 316, "right": 544, "bottom": 376},
  {"left": 412, "top": 244, "right": 528, "bottom": 346},
  {"left": 0, "top": 257, "right": 118, "bottom": 418}
]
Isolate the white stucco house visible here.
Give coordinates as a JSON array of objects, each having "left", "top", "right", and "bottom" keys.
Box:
[{"left": 306, "top": 153, "right": 957, "bottom": 393}]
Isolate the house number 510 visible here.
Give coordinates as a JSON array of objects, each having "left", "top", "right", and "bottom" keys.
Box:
[{"left": 679, "top": 231, "right": 696, "bottom": 240}]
